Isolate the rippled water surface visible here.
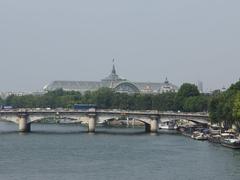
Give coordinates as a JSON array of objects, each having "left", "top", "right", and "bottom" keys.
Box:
[{"left": 0, "top": 122, "right": 240, "bottom": 180}]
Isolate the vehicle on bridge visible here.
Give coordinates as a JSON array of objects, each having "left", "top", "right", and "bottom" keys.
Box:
[
  {"left": 0, "top": 105, "right": 13, "bottom": 110},
  {"left": 73, "top": 104, "right": 97, "bottom": 111}
]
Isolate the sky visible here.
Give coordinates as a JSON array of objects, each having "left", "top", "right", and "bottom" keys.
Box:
[{"left": 0, "top": 0, "right": 240, "bottom": 92}]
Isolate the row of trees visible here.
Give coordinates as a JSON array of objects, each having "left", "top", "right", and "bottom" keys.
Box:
[
  {"left": 209, "top": 81, "right": 240, "bottom": 129},
  {"left": 2, "top": 83, "right": 209, "bottom": 112},
  {"left": 174, "top": 83, "right": 209, "bottom": 112},
  {"left": 2, "top": 81, "right": 240, "bottom": 129},
  {"left": 0, "top": 97, "right": 3, "bottom": 105}
]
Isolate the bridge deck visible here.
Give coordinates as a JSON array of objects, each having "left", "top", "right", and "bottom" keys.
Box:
[{"left": 0, "top": 109, "right": 208, "bottom": 117}]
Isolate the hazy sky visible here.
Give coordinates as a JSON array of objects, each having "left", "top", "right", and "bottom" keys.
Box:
[{"left": 0, "top": 0, "right": 240, "bottom": 92}]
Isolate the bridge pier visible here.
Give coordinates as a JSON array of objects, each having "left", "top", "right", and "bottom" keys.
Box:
[
  {"left": 145, "top": 123, "right": 151, "bottom": 132},
  {"left": 150, "top": 116, "right": 159, "bottom": 133},
  {"left": 88, "top": 114, "right": 96, "bottom": 133},
  {"left": 18, "top": 113, "right": 31, "bottom": 132}
]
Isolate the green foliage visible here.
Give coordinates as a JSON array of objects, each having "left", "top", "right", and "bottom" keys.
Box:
[
  {"left": 233, "top": 92, "right": 240, "bottom": 128},
  {"left": 177, "top": 83, "right": 200, "bottom": 98},
  {"left": 4, "top": 81, "right": 240, "bottom": 130},
  {"left": 4, "top": 90, "right": 82, "bottom": 108},
  {"left": 152, "top": 92, "right": 176, "bottom": 111},
  {"left": 0, "top": 96, "right": 3, "bottom": 105},
  {"left": 92, "top": 88, "right": 115, "bottom": 109},
  {"left": 134, "top": 94, "right": 152, "bottom": 110},
  {"left": 209, "top": 94, "right": 224, "bottom": 124},
  {"left": 175, "top": 83, "right": 202, "bottom": 111},
  {"left": 233, "top": 92, "right": 240, "bottom": 119},
  {"left": 2, "top": 84, "right": 209, "bottom": 113},
  {"left": 229, "top": 81, "right": 240, "bottom": 91},
  {"left": 183, "top": 96, "right": 208, "bottom": 112},
  {"left": 209, "top": 80, "right": 240, "bottom": 129}
]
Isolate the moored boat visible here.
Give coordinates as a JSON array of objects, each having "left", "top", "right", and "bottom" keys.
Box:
[
  {"left": 159, "top": 123, "right": 177, "bottom": 130},
  {"left": 221, "top": 138, "right": 240, "bottom": 149},
  {"left": 159, "top": 121, "right": 177, "bottom": 130},
  {"left": 208, "top": 135, "right": 221, "bottom": 143},
  {"left": 191, "top": 131, "right": 208, "bottom": 140},
  {"left": 209, "top": 125, "right": 221, "bottom": 135}
]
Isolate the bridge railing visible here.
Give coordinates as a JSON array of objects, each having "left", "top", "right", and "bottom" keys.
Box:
[{"left": 0, "top": 108, "right": 209, "bottom": 117}]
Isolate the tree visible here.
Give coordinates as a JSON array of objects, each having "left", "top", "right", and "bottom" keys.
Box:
[
  {"left": 175, "top": 83, "right": 200, "bottom": 111},
  {"left": 82, "top": 91, "right": 94, "bottom": 104},
  {"left": 177, "top": 83, "right": 200, "bottom": 98},
  {"left": 233, "top": 92, "right": 240, "bottom": 130},
  {"left": 134, "top": 94, "right": 153, "bottom": 110},
  {"left": 92, "top": 88, "right": 114, "bottom": 108},
  {"left": 2, "top": 83, "right": 209, "bottom": 113},
  {"left": 0, "top": 96, "right": 3, "bottom": 105},
  {"left": 209, "top": 80, "right": 240, "bottom": 129},
  {"left": 152, "top": 92, "right": 176, "bottom": 111},
  {"left": 229, "top": 80, "right": 240, "bottom": 91},
  {"left": 183, "top": 96, "right": 208, "bottom": 112}
]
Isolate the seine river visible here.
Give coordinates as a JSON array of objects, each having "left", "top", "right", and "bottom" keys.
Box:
[{"left": 0, "top": 122, "right": 240, "bottom": 180}]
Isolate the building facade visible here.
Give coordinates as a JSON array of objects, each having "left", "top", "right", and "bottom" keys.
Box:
[{"left": 44, "top": 63, "right": 178, "bottom": 94}]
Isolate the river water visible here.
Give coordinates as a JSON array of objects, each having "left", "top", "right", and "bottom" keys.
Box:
[{"left": 0, "top": 122, "right": 240, "bottom": 180}]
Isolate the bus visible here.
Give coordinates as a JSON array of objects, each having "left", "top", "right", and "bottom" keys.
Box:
[
  {"left": 0, "top": 105, "right": 13, "bottom": 110},
  {"left": 73, "top": 104, "right": 97, "bottom": 111}
]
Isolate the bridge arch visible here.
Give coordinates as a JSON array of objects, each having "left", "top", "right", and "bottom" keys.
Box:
[
  {"left": 182, "top": 118, "right": 209, "bottom": 125},
  {"left": 29, "top": 116, "right": 80, "bottom": 123},
  {"left": 133, "top": 118, "right": 151, "bottom": 125},
  {"left": 0, "top": 118, "right": 18, "bottom": 124},
  {"left": 161, "top": 117, "right": 209, "bottom": 125},
  {"left": 114, "top": 82, "right": 140, "bottom": 94}
]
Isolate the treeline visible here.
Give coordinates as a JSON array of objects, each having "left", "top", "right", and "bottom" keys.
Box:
[
  {"left": 2, "top": 83, "right": 209, "bottom": 112},
  {"left": 2, "top": 81, "right": 240, "bottom": 129},
  {"left": 209, "top": 81, "right": 240, "bottom": 129},
  {"left": 0, "top": 97, "right": 3, "bottom": 105}
]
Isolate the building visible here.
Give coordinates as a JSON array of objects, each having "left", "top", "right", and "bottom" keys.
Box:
[
  {"left": 197, "top": 81, "right": 204, "bottom": 93},
  {"left": 0, "top": 91, "right": 45, "bottom": 99},
  {"left": 44, "top": 62, "right": 178, "bottom": 94}
]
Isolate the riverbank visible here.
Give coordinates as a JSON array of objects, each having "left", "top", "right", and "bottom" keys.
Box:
[{"left": 178, "top": 124, "right": 240, "bottom": 149}]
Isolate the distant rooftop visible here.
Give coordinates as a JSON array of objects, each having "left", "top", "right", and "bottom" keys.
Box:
[{"left": 44, "top": 60, "right": 178, "bottom": 94}]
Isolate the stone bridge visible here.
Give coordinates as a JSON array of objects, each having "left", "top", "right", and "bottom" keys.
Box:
[{"left": 0, "top": 109, "right": 209, "bottom": 133}]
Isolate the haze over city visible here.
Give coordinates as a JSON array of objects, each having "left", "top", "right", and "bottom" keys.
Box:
[{"left": 1, "top": 0, "right": 240, "bottom": 92}]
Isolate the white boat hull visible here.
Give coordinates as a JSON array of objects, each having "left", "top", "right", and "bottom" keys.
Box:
[{"left": 159, "top": 124, "right": 177, "bottom": 130}]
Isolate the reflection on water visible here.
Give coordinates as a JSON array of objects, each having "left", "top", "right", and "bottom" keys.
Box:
[{"left": 0, "top": 122, "right": 240, "bottom": 180}]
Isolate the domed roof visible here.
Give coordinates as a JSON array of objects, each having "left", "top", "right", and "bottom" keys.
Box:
[{"left": 102, "top": 59, "right": 125, "bottom": 82}]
